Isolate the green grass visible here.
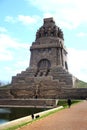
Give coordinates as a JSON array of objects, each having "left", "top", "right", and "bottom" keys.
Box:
[
  {"left": 4, "top": 99, "right": 81, "bottom": 130},
  {"left": 4, "top": 121, "right": 31, "bottom": 130},
  {"left": 75, "top": 80, "right": 87, "bottom": 88},
  {"left": 58, "top": 99, "right": 81, "bottom": 108},
  {"left": 0, "top": 84, "right": 11, "bottom": 89}
]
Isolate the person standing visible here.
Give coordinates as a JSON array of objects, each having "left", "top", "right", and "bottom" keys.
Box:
[
  {"left": 31, "top": 114, "right": 34, "bottom": 119},
  {"left": 67, "top": 98, "right": 72, "bottom": 108}
]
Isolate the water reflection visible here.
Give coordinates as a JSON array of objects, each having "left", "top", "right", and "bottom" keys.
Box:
[
  {"left": 0, "top": 107, "right": 47, "bottom": 125},
  {"left": 0, "top": 119, "right": 8, "bottom": 124},
  {"left": 0, "top": 108, "right": 10, "bottom": 113}
]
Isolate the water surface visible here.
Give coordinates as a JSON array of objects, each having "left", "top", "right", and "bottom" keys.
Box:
[{"left": 0, "top": 107, "right": 47, "bottom": 125}]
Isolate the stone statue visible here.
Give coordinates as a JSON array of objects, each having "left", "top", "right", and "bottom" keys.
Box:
[
  {"left": 58, "top": 29, "right": 64, "bottom": 40},
  {"left": 53, "top": 26, "right": 58, "bottom": 37},
  {"left": 35, "top": 18, "right": 64, "bottom": 40}
]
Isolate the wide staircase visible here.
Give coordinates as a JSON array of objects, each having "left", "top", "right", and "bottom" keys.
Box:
[{"left": 50, "top": 67, "right": 73, "bottom": 88}]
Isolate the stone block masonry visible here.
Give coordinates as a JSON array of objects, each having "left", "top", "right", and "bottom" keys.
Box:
[
  {"left": 11, "top": 17, "right": 74, "bottom": 99},
  {"left": 0, "top": 17, "right": 87, "bottom": 102}
]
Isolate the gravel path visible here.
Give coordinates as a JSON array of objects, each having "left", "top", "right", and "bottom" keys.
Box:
[{"left": 18, "top": 100, "right": 87, "bottom": 130}]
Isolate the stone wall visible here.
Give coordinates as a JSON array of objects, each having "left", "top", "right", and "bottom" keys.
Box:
[
  {"left": 59, "top": 88, "right": 87, "bottom": 99},
  {"left": 0, "top": 88, "right": 13, "bottom": 99},
  {"left": 0, "top": 87, "right": 87, "bottom": 100},
  {"left": 30, "top": 37, "right": 65, "bottom": 69},
  {"left": 11, "top": 76, "right": 59, "bottom": 99},
  {"left": 0, "top": 99, "right": 58, "bottom": 108}
]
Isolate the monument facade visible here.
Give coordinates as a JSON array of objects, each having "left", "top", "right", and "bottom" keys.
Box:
[{"left": 11, "top": 18, "right": 74, "bottom": 99}]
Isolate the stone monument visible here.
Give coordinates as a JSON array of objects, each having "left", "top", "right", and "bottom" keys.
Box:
[{"left": 11, "top": 17, "right": 74, "bottom": 99}]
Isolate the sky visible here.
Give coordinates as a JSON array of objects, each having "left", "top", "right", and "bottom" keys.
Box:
[{"left": 0, "top": 0, "right": 87, "bottom": 83}]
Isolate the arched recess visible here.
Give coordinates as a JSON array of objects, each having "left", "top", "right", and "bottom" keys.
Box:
[
  {"left": 35, "top": 59, "right": 51, "bottom": 77},
  {"left": 38, "top": 59, "right": 51, "bottom": 70}
]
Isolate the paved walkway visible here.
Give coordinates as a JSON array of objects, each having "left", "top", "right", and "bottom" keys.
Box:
[{"left": 18, "top": 101, "right": 87, "bottom": 130}]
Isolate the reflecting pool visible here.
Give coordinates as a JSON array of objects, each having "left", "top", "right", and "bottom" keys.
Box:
[{"left": 0, "top": 107, "right": 47, "bottom": 125}]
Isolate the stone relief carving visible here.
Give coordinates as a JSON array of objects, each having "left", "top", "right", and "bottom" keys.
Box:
[
  {"left": 38, "top": 59, "right": 51, "bottom": 70},
  {"left": 36, "top": 24, "right": 64, "bottom": 40}
]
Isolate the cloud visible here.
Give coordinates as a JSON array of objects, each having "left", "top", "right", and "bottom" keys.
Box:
[
  {"left": 0, "top": 50, "right": 13, "bottom": 61},
  {"left": 0, "top": 33, "right": 29, "bottom": 61},
  {"left": 0, "top": 33, "right": 29, "bottom": 50},
  {"left": 0, "top": 27, "right": 7, "bottom": 33},
  {"left": 0, "top": 33, "right": 30, "bottom": 82},
  {"left": 18, "top": 15, "right": 39, "bottom": 25},
  {"left": 68, "top": 48, "right": 87, "bottom": 82},
  {"left": 27, "top": 0, "right": 87, "bottom": 29},
  {"left": 14, "top": 60, "right": 29, "bottom": 68},
  {"left": 5, "top": 16, "right": 16, "bottom": 23},
  {"left": 4, "top": 59, "right": 29, "bottom": 76},
  {"left": 77, "top": 32, "right": 87, "bottom": 37},
  {"left": 5, "top": 15, "right": 40, "bottom": 26}
]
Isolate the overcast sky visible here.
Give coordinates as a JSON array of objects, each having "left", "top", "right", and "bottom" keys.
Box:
[{"left": 0, "top": 0, "right": 87, "bottom": 83}]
